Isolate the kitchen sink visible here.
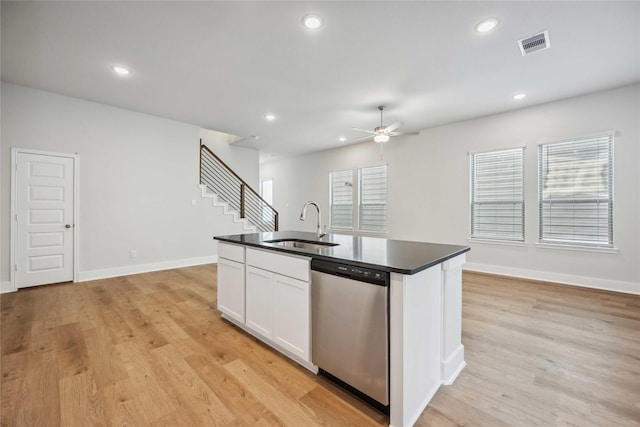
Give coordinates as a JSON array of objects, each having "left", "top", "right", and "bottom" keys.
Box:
[{"left": 263, "top": 239, "right": 339, "bottom": 250}]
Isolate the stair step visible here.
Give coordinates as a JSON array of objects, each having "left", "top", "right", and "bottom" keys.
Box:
[{"left": 199, "top": 184, "right": 257, "bottom": 232}]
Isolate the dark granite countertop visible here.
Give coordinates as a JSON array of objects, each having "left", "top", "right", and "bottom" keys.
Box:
[{"left": 214, "top": 231, "right": 470, "bottom": 275}]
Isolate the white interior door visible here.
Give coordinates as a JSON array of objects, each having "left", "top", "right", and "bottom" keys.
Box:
[{"left": 15, "top": 152, "right": 75, "bottom": 288}]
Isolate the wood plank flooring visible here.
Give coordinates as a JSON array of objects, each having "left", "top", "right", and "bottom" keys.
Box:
[{"left": 1, "top": 265, "right": 639, "bottom": 426}]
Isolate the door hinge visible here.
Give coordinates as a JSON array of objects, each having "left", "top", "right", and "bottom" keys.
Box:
[{"left": 14, "top": 264, "right": 18, "bottom": 272}]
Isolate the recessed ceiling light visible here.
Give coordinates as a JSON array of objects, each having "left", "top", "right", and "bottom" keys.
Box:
[
  {"left": 339, "top": 137, "right": 346, "bottom": 142},
  {"left": 112, "top": 65, "right": 130, "bottom": 75},
  {"left": 513, "top": 93, "right": 527, "bottom": 100},
  {"left": 302, "top": 14, "right": 323, "bottom": 30},
  {"left": 476, "top": 18, "right": 498, "bottom": 33},
  {"left": 264, "top": 114, "right": 276, "bottom": 121}
]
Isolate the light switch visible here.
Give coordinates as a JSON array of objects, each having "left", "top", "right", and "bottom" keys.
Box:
[{"left": 191, "top": 199, "right": 197, "bottom": 206}]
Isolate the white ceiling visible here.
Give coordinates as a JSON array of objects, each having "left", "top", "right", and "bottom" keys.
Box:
[{"left": 2, "top": 1, "right": 639, "bottom": 158}]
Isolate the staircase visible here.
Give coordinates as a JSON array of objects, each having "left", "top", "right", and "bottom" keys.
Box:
[
  {"left": 198, "top": 184, "right": 258, "bottom": 232},
  {"left": 199, "top": 141, "right": 278, "bottom": 233}
]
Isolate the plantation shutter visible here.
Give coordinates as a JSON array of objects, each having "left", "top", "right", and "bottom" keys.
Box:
[
  {"left": 470, "top": 148, "right": 525, "bottom": 241},
  {"left": 330, "top": 170, "right": 353, "bottom": 230},
  {"left": 538, "top": 134, "right": 613, "bottom": 247},
  {"left": 359, "top": 165, "right": 387, "bottom": 232}
]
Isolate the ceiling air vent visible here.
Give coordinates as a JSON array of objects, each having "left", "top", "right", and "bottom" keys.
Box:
[{"left": 518, "top": 30, "right": 550, "bottom": 56}]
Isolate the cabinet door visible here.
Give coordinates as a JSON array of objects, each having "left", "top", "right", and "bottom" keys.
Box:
[
  {"left": 217, "top": 257, "right": 245, "bottom": 323},
  {"left": 246, "top": 266, "right": 274, "bottom": 340},
  {"left": 274, "top": 274, "right": 310, "bottom": 361}
]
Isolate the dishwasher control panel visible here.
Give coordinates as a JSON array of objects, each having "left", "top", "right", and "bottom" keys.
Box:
[
  {"left": 336, "top": 265, "right": 386, "bottom": 282},
  {"left": 312, "top": 259, "right": 389, "bottom": 286}
]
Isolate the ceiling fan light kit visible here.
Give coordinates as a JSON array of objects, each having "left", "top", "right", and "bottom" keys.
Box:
[
  {"left": 374, "top": 134, "right": 390, "bottom": 143},
  {"left": 351, "top": 105, "right": 420, "bottom": 158}
]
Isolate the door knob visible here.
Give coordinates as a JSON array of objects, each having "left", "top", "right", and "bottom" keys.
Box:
[{"left": 65, "top": 224, "right": 71, "bottom": 229}]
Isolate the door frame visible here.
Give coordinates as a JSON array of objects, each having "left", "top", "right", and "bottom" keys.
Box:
[{"left": 10, "top": 148, "right": 80, "bottom": 291}]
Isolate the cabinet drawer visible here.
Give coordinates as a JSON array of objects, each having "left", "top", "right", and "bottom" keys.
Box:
[
  {"left": 218, "top": 242, "right": 245, "bottom": 263},
  {"left": 246, "top": 248, "right": 310, "bottom": 282}
]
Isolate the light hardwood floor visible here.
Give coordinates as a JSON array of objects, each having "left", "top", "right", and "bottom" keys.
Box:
[{"left": 1, "top": 265, "right": 639, "bottom": 426}]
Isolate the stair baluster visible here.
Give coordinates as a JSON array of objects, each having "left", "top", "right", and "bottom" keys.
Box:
[{"left": 199, "top": 140, "right": 278, "bottom": 232}]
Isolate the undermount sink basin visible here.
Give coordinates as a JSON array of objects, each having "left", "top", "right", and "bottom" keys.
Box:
[{"left": 263, "top": 239, "right": 339, "bottom": 250}]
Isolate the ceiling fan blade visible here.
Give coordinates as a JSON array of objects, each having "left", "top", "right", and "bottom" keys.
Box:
[
  {"left": 352, "top": 127, "right": 376, "bottom": 134},
  {"left": 389, "top": 131, "right": 420, "bottom": 136},
  {"left": 349, "top": 134, "right": 374, "bottom": 143},
  {"left": 384, "top": 121, "right": 403, "bottom": 133}
]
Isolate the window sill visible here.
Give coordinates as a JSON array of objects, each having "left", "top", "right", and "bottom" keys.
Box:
[
  {"left": 328, "top": 229, "right": 387, "bottom": 238},
  {"left": 356, "top": 230, "right": 387, "bottom": 237},
  {"left": 467, "top": 238, "right": 527, "bottom": 247},
  {"left": 535, "top": 243, "right": 619, "bottom": 254},
  {"left": 327, "top": 229, "right": 353, "bottom": 236}
]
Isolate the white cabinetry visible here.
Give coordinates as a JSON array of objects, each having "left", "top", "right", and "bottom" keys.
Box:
[
  {"left": 245, "top": 248, "right": 311, "bottom": 362},
  {"left": 246, "top": 265, "right": 275, "bottom": 339},
  {"left": 441, "top": 254, "right": 466, "bottom": 384},
  {"left": 217, "top": 243, "right": 245, "bottom": 323},
  {"left": 216, "top": 242, "right": 312, "bottom": 368},
  {"left": 273, "top": 272, "right": 310, "bottom": 360}
]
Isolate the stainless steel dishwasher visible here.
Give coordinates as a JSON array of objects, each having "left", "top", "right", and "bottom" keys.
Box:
[{"left": 311, "top": 258, "right": 389, "bottom": 411}]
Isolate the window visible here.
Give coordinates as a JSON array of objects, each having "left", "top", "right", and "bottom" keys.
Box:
[
  {"left": 329, "top": 165, "right": 387, "bottom": 233},
  {"left": 260, "top": 179, "right": 273, "bottom": 221},
  {"left": 470, "top": 148, "right": 525, "bottom": 241},
  {"left": 359, "top": 165, "right": 387, "bottom": 232},
  {"left": 538, "top": 134, "right": 613, "bottom": 247},
  {"left": 329, "top": 170, "right": 353, "bottom": 230}
]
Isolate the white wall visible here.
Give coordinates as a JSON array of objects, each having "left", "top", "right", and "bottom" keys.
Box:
[
  {"left": 261, "top": 84, "right": 640, "bottom": 294},
  {"left": 200, "top": 128, "right": 259, "bottom": 190},
  {"left": 1, "top": 82, "right": 258, "bottom": 286}
]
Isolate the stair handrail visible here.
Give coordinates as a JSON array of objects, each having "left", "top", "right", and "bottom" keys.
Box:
[{"left": 199, "top": 141, "right": 279, "bottom": 231}]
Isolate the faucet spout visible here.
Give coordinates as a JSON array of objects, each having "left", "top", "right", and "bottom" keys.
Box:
[{"left": 299, "top": 201, "right": 326, "bottom": 239}]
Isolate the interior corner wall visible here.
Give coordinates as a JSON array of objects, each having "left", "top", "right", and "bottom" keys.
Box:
[
  {"left": 261, "top": 83, "right": 640, "bottom": 294},
  {"left": 1, "top": 82, "right": 256, "bottom": 284}
]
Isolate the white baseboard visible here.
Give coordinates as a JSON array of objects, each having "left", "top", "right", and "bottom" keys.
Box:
[
  {"left": 441, "top": 345, "right": 465, "bottom": 385},
  {"left": 78, "top": 255, "right": 218, "bottom": 282},
  {"left": 1, "top": 281, "right": 15, "bottom": 294},
  {"left": 463, "top": 262, "right": 640, "bottom": 295}
]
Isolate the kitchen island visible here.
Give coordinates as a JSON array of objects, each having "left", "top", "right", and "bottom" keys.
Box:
[{"left": 214, "top": 231, "right": 469, "bottom": 427}]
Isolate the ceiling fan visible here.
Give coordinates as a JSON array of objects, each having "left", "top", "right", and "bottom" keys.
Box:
[{"left": 351, "top": 105, "right": 420, "bottom": 144}]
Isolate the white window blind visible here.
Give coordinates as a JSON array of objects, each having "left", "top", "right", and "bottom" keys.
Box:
[
  {"left": 538, "top": 134, "right": 613, "bottom": 247},
  {"left": 329, "top": 170, "right": 353, "bottom": 230},
  {"left": 470, "top": 148, "right": 524, "bottom": 241},
  {"left": 359, "top": 165, "right": 387, "bottom": 232}
]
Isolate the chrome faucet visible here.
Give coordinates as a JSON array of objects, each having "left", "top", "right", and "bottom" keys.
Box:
[{"left": 299, "top": 201, "right": 326, "bottom": 239}]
